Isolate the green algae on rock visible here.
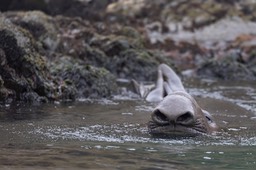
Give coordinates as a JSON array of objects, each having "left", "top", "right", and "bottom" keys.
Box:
[
  {"left": 49, "top": 56, "right": 117, "bottom": 99},
  {"left": 6, "top": 11, "right": 59, "bottom": 53},
  {"left": 54, "top": 15, "right": 170, "bottom": 81},
  {"left": 0, "top": 10, "right": 172, "bottom": 102},
  {"left": 0, "top": 24, "right": 115, "bottom": 102},
  {"left": 0, "top": 16, "right": 56, "bottom": 102},
  {"left": 197, "top": 57, "right": 256, "bottom": 80}
]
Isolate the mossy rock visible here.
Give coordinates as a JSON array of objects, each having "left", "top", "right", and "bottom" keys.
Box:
[
  {"left": 49, "top": 56, "right": 117, "bottom": 98},
  {"left": 0, "top": 0, "right": 47, "bottom": 12},
  {"left": 6, "top": 11, "right": 59, "bottom": 53},
  {"left": 197, "top": 57, "right": 256, "bottom": 80},
  {"left": 0, "top": 16, "right": 57, "bottom": 102},
  {"left": 52, "top": 14, "right": 169, "bottom": 81}
]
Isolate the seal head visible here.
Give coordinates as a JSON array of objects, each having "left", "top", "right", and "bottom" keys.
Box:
[{"left": 148, "top": 91, "right": 217, "bottom": 137}]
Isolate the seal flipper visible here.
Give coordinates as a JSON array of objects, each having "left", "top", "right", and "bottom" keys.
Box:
[
  {"left": 131, "top": 79, "right": 154, "bottom": 98},
  {"left": 163, "top": 82, "right": 172, "bottom": 95},
  {"left": 146, "top": 70, "right": 164, "bottom": 102},
  {"left": 159, "top": 64, "right": 185, "bottom": 92}
]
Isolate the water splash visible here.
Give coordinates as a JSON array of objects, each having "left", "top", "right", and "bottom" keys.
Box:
[{"left": 31, "top": 123, "right": 256, "bottom": 146}]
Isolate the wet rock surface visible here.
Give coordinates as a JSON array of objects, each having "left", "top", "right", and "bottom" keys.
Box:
[
  {"left": 0, "top": 8, "right": 169, "bottom": 102},
  {"left": 0, "top": 16, "right": 54, "bottom": 102},
  {"left": 49, "top": 55, "right": 117, "bottom": 99},
  {"left": 0, "top": 0, "right": 256, "bottom": 102}
]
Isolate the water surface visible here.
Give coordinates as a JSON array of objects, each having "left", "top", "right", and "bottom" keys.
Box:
[{"left": 0, "top": 79, "right": 255, "bottom": 170}]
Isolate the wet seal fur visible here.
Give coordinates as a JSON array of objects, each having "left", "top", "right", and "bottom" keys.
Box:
[{"left": 133, "top": 64, "right": 218, "bottom": 137}]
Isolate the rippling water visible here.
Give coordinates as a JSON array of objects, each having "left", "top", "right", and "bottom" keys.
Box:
[{"left": 0, "top": 79, "right": 255, "bottom": 170}]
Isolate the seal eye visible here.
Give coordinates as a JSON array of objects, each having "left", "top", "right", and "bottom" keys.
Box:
[
  {"left": 205, "top": 115, "right": 213, "bottom": 123},
  {"left": 202, "top": 110, "right": 214, "bottom": 124}
]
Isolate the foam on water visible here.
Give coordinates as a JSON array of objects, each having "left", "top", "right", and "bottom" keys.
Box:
[{"left": 31, "top": 123, "right": 256, "bottom": 147}]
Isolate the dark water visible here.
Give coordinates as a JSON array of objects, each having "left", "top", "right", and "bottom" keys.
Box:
[{"left": 0, "top": 79, "right": 255, "bottom": 170}]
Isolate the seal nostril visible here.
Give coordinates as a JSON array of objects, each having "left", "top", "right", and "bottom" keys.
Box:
[
  {"left": 176, "top": 112, "right": 194, "bottom": 125},
  {"left": 155, "top": 110, "right": 168, "bottom": 121},
  {"left": 152, "top": 109, "right": 169, "bottom": 125}
]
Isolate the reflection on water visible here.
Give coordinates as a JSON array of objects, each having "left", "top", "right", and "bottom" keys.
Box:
[{"left": 0, "top": 79, "right": 255, "bottom": 170}]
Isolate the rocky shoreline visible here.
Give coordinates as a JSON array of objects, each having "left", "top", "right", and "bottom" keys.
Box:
[{"left": 0, "top": 0, "right": 256, "bottom": 102}]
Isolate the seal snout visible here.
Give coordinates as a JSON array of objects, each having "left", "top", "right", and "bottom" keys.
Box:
[
  {"left": 152, "top": 109, "right": 195, "bottom": 126},
  {"left": 151, "top": 93, "right": 196, "bottom": 127}
]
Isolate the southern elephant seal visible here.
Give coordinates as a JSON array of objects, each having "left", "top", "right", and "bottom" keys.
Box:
[{"left": 133, "top": 64, "right": 218, "bottom": 137}]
